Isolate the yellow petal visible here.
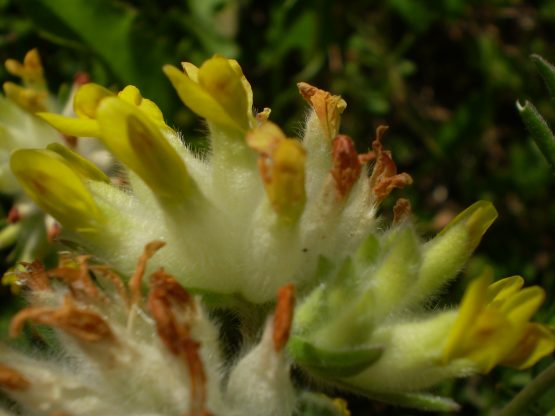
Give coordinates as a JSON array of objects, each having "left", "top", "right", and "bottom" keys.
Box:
[
  {"left": 443, "top": 269, "right": 492, "bottom": 363},
  {"left": 181, "top": 61, "right": 199, "bottom": 82},
  {"left": 487, "top": 275, "right": 524, "bottom": 303},
  {"left": 118, "top": 86, "right": 167, "bottom": 128},
  {"left": 96, "top": 97, "right": 191, "bottom": 200},
  {"left": 264, "top": 139, "right": 306, "bottom": 222},
  {"left": 10, "top": 149, "right": 104, "bottom": 232},
  {"left": 246, "top": 121, "right": 287, "bottom": 153},
  {"left": 164, "top": 64, "right": 242, "bottom": 131},
  {"left": 197, "top": 56, "right": 250, "bottom": 130},
  {"left": 118, "top": 85, "right": 142, "bottom": 105},
  {"left": 500, "top": 286, "right": 545, "bottom": 326},
  {"left": 37, "top": 112, "right": 100, "bottom": 137},
  {"left": 73, "top": 83, "right": 114, "bottom": 119},
  {"left": 501, "top": 323, "right": 555, "bottom": 369},
  {"left": 46, "top": 143, "right": 110, "bottom": 183}
]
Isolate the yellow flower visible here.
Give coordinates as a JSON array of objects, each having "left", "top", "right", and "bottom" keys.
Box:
[
  {"left": 38, "top": 84, "right": 167, "bottom": 137},
  {"left": 164, "top": 55, "right": 256, "bottom": 133},
  {"left": 443, "top": 269, "right": 555, "bottom": 372},
  {"left": 246, "top": 122, "right": 306, "bottom": 222}
]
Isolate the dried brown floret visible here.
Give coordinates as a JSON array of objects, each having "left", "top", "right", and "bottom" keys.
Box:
[
  {"left": 10, "top": 295, "right": 114, "bottom": 343},
  {"left": 148, "top": 269, "right": 210, "bottom": 416},
  {"left": 369, "top": 126, "right": 413, "bottom": 203},
  {"left": 0, "top": 363, "right": 30, "bottom": 390},
  {"left": 273, "top": 284, "right": 295, "bottom": 352},
  {"left": 129, "top": 240, "right": 166, "bottom": 305},
  {"left": 297, "top": 82, "right": 346, "bottom": 140},
  {"left": 330, "top": 135, "right": 362, "bottom": 198},
  {"left": 393, "top": 198, "right": 412, "bottom": 224},
  {"left": 16, "top": 260, "right": 51, "bottom": 292}
]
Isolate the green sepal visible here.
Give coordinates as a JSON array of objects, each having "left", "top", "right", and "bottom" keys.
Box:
[
  {"left": 293, "top": 392, "right": 348, "bottom": 416},
  {"left": 47, "top": 143, "right": 110, "bottom": 183},
  {"left": 345, "top": 388, "right": 461, "bottom": 412},
  {"left": 288, "top": 336, "right": 383, "bottom": 377},
  {"left": 517, "top": 100, "right": 555, "bottom": 170}
]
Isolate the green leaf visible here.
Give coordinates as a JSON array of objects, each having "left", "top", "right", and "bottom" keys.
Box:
[
  {"left": 288, "top": 336, "right": 383, "bottom": 377},
  {"left": 532, "top": 54, "right": 555, "bottom": 101},
  {"left": 357, "top": 390, "right": 461, "bottom": 412},
  {"left": 517, "top": 100, "right": 555, "bottom": 170}
]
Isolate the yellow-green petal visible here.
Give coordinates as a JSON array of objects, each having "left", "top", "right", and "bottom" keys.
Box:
[
  {"left": 96, "top": 97, "right": 191, "bottom": 200},
  {"left": 487, "top": 275, "right": 524, "bottom": 303},
  {"left": 37, "top": 112, "right": 100, "bottom": 137},
  {"left": 46, "top": 143, "right": 110, "bottom": 183},
  {"left": 10, "top": 149, "right": 104, "bottom": 232}
]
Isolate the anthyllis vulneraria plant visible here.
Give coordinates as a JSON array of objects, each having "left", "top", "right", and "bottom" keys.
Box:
[
  {"left": 0, "top": 49, "right": 111, "bottom": 267},
  {"left": 0, "top": 54, "right": 553, "bottom": 415}
]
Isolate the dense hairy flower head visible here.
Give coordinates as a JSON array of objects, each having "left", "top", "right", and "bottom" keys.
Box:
[
  {"left": 5, "top": 54, "right": 554, "bottom": 412},
  {"left": 14, "top": 55, "right": 413, "bottom": 303}
]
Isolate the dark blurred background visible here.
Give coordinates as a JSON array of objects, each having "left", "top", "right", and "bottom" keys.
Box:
[{"left": 2, "top": 0, "right": 555, "bottom": 414}]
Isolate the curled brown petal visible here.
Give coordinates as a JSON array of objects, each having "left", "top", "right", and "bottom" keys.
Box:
[
  {"left": 10, "top": 296, "right": 114, "bottom": 343},
  {"left": 369, "top": 126, "right": 413, "bottom": 203}
]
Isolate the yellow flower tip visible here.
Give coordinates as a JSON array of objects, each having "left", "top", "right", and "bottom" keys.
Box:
[
  {"left": 97, "top": 97, "right": 191, "bottom": 200},
  {"left": 74, "top": 83, "right": 114, "bottom": 119},
  {"left": 10, "top": 149, "right": 104, "bottom": 232},
  {"left": 181, "top": 61, "right": 199, "bottom": 81},
  {"left": 297, "top": 81, "right": 347, "bottom": 140},
  {"left": 165, "top": 56, "right": 254, "bottom": 132},
  {"left": 443, "top": 269, "right": 551, "bottom": 373},
  {"left": 118, "top": 85, "right": 167, "bottom": 129},
  {"left": 3, "top": 81, "right": 48, "bottom": 113},
  {"left": 118, "top": 85, "right": 142, "bottom": 105},
  {"left": 439, "top": 200, "right": 498, "bottom": 251},
  {"left": 197, "top": 56, "right": 251, "bottom": 128}
]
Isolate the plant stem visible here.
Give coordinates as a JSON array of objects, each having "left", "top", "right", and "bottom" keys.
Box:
[{"left": 497, "top": 361, "right": 555, "bottom": 416}]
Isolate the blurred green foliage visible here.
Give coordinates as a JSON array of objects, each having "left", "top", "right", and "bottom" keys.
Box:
[{"left": 2, "top": 0, "right": 555, "bottom": 414}]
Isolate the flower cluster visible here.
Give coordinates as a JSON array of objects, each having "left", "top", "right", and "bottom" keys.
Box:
[{"left": 0, "top": 53, "right": 553, "bottom": 414}]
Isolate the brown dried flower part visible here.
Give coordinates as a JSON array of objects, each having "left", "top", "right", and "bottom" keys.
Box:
[
  {"left": 148, "top": 269, "right": 210, "bottom": 416},
  {"left": 16, "top": 260, "right": 51, "bottom": 292},
  {"left": 393, "top": 198, "right": 412, "bottom": 224},
  {"left": 0, "top": 363, "right": 30, "bottom": 391},
  {"left": 10, "top": 295, "right": 114, "bottom": 343},
  {"left": 330, "top": 135, "right": 363, "bottom": 198},
  {"left": 369, "top": 126, "right": 413, "bottom": 203},
  {"left": 48, "top": 255, "right": 101, "bottom": 302},
  {"left": 297, "top": 82, "right": 347, "bottom": 141},
  {"left": 129, "top": 240, "right": 166, "bottom": 305},
  {"left": 256, "top": 107, "right": 271, "bottom": 123},
  {"left": 273, "top": 284, "right": 295, "bottom": 352}
]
